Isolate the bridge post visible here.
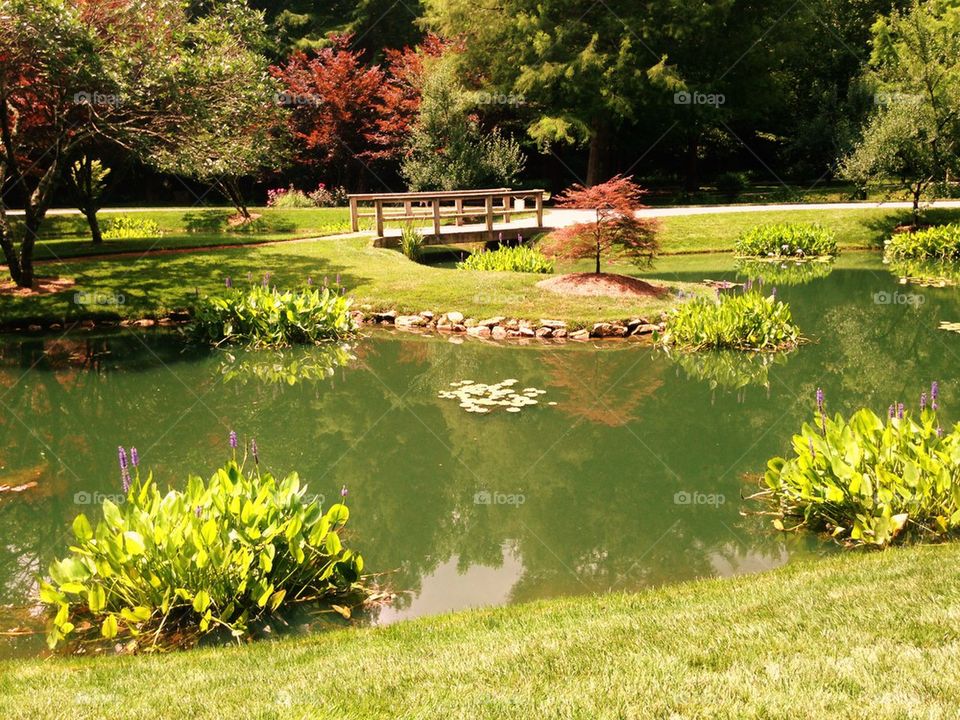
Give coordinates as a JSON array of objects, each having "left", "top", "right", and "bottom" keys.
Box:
[
  {"left": 375, "top": 199, "right": 384, "bottom": 237},
  {"left": 432, "top": 198, "right": 441, "bottom": 238},
  {"left": 455, "top": 198, "right": 464, "bottom": 226},
  {"left": 349, "top": 197, "right": 359, "bottom": 232},
  {"left": 485, "top": 195, "right": 494, "bottom": 240},
  {"left": 503, "top": 193, "right": 511, "bottom": 223},
  {"left": 535, "top": 192, "right": 544, "bottom": 227}
]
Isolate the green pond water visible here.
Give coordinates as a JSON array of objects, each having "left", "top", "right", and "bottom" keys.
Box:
[{"left": 1, "top": 251, "right": 958, "bottom": 657}]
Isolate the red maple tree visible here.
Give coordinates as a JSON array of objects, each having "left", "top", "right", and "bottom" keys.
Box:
[{"left": 539, "top": 175, "right": 660, "bottom": 274}]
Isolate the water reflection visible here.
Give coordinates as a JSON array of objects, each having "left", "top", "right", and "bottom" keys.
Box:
[{"left": 3, "top": 253, "right": 960, "bottom": 657}]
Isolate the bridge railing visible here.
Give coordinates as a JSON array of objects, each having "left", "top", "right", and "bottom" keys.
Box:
[{"left": 348, "top": 188, "right": 545, "bottom": 238}]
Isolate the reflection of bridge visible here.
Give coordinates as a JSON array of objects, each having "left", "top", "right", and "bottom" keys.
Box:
[{"left": 348, "top": 188, "right": 547, "bottom": 244}]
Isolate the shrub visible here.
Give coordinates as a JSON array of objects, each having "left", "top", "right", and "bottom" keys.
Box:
[
  {"left": 714, "top": 171, "right": 749, "bottom": 198},
  {"left": 884, "top": 223, "right": 960, "bottom": 261},
  {"left": 657, "top": 289, "right": 801, "bottom": 351},
  {"left": 307, "top": 183, "right": 349, "bottom": 208},
  {"left": 735, "top": 258, "right": 835, "bottom": 287},
  {"left": 266, "top": 185, "right": 314, "bottom": 208},
  {"left": 756, "top": 384, "right": 959, "bottom": 547},
  {"left": 41, "top": 441, "right": 365, "bottom": 650},
  {"left": 457, "top": 244, "right": 554, "bottom": 273},
  {"left": 102, "top": 216, "right": 163, "bottom": 240},
  {"left": 399, "top": 225, "right": 425, "bottom": 263},
  {"left": 735, "top": 223, "right": 838, "bottom": 258},
  {"left": 190, "top": 284, "right": 356, "bottom": 348}
]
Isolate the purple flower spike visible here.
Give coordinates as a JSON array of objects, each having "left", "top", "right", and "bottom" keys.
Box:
[
  {"left": 118, "top": 446, "right": 130, "bottom": 492},
  {"left": 251, "top": 438, "right": 259, "bottom": 464},
  {"left": 931, "top": 381, "right": 940, "bottom": 411},
  {"left": 336, "top": 273, "right": 341, "bottom": 286},
  {"left": 888, "top": 405, "right": 895, "bottom": 420},
  {"left": 229, "top": 430, "right": 238, "bottom": 450},
  {"left": 340, "top": 485, "right": 348, "bottom": 498},
  {"left": 225, "top": 276, "right": 232, "bottom": 288},
  {"left": 816, "top": 388, "right": 824, "bottom": 414},
  {"left": 808, "top": 437, "right": 816, "bottom": 458},
  {"left": 897, "top": 403, "right": 905, "bottom": 419},
  {"left": 771, "top": 287, "right": 777, "bottom": 298},
  {"left": 937, "top": 425, "right": 945, "bottom": 438},
  {"left": 195, "top": 506, "right": 202, "bottom": 518},
  {"left": 130, "top": 447, "right": 139, "bottom": 468},
  {"left": 307, "top": 276, "right": 313, "bottom": 286},
  {"left": 921, "top": 392, "right": 927, "bottom": 412}
]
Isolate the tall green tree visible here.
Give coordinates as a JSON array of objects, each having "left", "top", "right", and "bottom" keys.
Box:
[
  {"left": 66, "top": 155, "right": 110, "bottom": 244},
  {"left": 840, "top": 0, "right": 960, "bottom": 222}
]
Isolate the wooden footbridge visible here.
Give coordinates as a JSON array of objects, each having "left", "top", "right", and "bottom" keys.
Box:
[{"left": 348, "top": 188, "right": 547, "bottom": 245}]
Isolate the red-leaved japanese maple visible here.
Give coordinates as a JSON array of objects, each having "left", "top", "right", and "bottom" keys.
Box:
[{"left": 539, "top": 175, "right": 659, "bottom": 274}]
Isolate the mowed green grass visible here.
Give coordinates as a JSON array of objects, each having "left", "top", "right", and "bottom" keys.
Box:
[
  {"left": 2, "top": 544, "right": 959, "bottom": 720},
  {"left": 4, "top": 205, "right": 960, "bottom": 327}
]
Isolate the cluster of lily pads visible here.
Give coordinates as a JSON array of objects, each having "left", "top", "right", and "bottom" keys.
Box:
[{"left": 438, "top": 379, "right": 554, "bottom": 414}]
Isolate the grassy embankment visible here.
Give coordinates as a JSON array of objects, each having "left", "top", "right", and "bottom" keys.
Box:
[{"left": 1, "top": 543, "right": 958, "bottom": 719}]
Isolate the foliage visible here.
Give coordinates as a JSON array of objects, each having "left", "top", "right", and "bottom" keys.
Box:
[
  {"left": 757, "top": 385, "right": 960, "bottom": 547},
  {"left": 41, "top": 449, "right": 364, "bottom": 650},
  {"left": 884, "top": 223, "right": 960, "bottom": 261},
  {"left": 657, "top": 290, "right": 801, "bottom": 352},
  {"left": 839, "top": 0, "right": 960, "bottom": 222},
  {"left": 218, "top": 345, "right": 356, "bottom": 386},
  {"left": 308, "top": 184, "right": 349, "bottom": 207},
  {"left": 734, "top": 223, "right": 838, "bottom": 258},
  {"left": 267, "top": 186, "right": 317, "bottom": 209},
  {"left": 102, "top": 216, "right": 163, "bottom": 240},
  {"left": 539, "top": 175, "right": 659, "bottom": 274},
  {"left": 66, "top": 155, "right": 111, "bottom": 243},
  {"left": 889, "top": 257, "right": 960, "bottom": 287},
  {"left": 0, "top": 0, "right": 276, "bottom": 287},
  {"left": 714, "top": 172, "right": 750, "bottom": 199},
  {"left": 190, "top": 284, "right": 357, "bottom": 348},
  {"left": 456, "top": 245, "right": 554, "bottom": 273},
  {"left": 399, "top": 225, "right": 425, "bottom": 263},
  {"left": 401, "top": 56, "right": 526, "bottom": 191}
]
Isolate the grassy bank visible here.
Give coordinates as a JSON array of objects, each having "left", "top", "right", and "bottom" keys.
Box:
[
  {"left": 2, "top": 544, "right": 958, "bottom": 719},
  {"left": 3, "top": 205, "right": 960, "bottom": 328}
]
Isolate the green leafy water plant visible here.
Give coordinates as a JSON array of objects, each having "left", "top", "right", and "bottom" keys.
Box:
[
  {"left": 41, "top": 438, "right": 365, "bottom": 651},
  {"left": 663, "top": 348, "right": 789, "bottom": 391},
  {"left": 735, "top": 258, "right": 835, "bottom": 287},
  {"left": 735, "top": 223, "right": 838, "bottom": 258},
  {"left": 756, "top": 384, "right": 960, "bottom": 547},
  {"left": 889, "top": 258, "right": 960, "bottom": 287},
  {"left": 190, "top": 281, "right": 356, "bottom": 348},
  {"left": 102, "top": 216, "right": 163, "bottom": 240},
  {"left": 456, "top": 244, "right": 554, "bottom": 273},
  {"left": 657, "top": 289, "right": 801, "bottom": 352},
  {"left": 218, "top": 344, "right": 355, "bottom": 386},
  {"left": 885, "top": 224, "right": 960, "bottom": 261}
]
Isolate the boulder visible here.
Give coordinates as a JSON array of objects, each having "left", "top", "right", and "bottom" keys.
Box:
[
  {"left": 491, "top": 326, "right": 508, "bottom": 339},
  {"left": 539, "top": 319, "right": 567, "bottom": 329},
  {"left": 395, "top": 315, "right": 427, "bottom": 327},
  {"left": 445, "top": 311, "right": 464, "bottom": 324},
  {"left": 569, "top": 329, "right": 591, "bottom": 340},
  {"left": 631, "top": 323, "right": 659, "bottom": 336},
  {"left": 419, "top": 310, "right": 435, "bottom": 320},
  {"left": 478, "top": 316, "right": 506, "bottom": 327},
  {"left": 373, "top": 310, "right": 397, "bottom": 324},
  {"left": 535, "top": 327, "right": 553, "bottom": 338},
  {"left": 464, "top": 318, "right": 478, "bottom": 328},
  {"left": 553, "top": 328, "right": 567, "bottom": 339},
  {"left": 467, "top": 325, "right": 491, "bottom": 337},
  {"left": 518, "top": 326, "right": 536, "bottom": 338}
]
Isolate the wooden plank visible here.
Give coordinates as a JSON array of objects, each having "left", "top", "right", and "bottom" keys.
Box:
[{"left": 349, "top": 197, "right": 359, "bottom": 232}]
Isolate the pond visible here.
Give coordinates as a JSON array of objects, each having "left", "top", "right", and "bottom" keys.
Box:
[{"left": 1, "top": 251, "right": 957, "bottom": 657}]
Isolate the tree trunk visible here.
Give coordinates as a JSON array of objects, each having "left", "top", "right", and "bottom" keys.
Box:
[
  {"left": 684, "top": 135, "right": 700, "bottom": 192},
  {"left": 912, "top": 183, "right": 922, "bottom": 227},
  {"left": 0, "top": 208, "right": 23, "bottom": 285},
  {"left": 18, "top": 214, "right": 40, "bottom": 288},
  {"left": 220, "top": 178, "right": 250, "bottom": 220},
  {"left": 586, "top": 120, "right": 609, "bottom": 187},
  {"left": 85, "top": 208, "right": 103, "bottom": 244}
]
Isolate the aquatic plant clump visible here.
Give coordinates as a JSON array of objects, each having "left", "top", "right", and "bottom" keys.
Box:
[
  {"left": 734, "top": 223, "right": 838, "bottom": 259},
  {"left": 438, "top": 379, "right": 553, "bottom": 414},
  {"left": 663, "top": 347, "right": 789, "bottom": 391},
  {"left": 41, "top": 436, "right": 366, "bottom": 651},
  {"left": 756, "top": 384, "right": 960, "bottom": 547},
  {"left": 190, "top": 282, "right": 356, "bottom": 348},
  {"left": 884, "top": 223, "right": 960, "bottom": 262},
  {"left": 102, "top": 216, "right": 163, "bottom": 240},
  {"left": 657, "top": 290, "right": 801, "bottom": 352},
  {"left": 456, "top": 245, "right": 554, "bottom": 273}
]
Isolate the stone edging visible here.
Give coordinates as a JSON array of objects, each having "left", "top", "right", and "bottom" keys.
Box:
[{"left": 352, "top": 310, "right": 664, "bottom": 340}]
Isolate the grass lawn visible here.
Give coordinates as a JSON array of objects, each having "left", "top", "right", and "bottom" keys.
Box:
[
  {"left": 4, "top": 205, "right": 960, "bottom": 327},
  {"left": 2, "top": 543, "right": 958, "bottom": 719}
]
